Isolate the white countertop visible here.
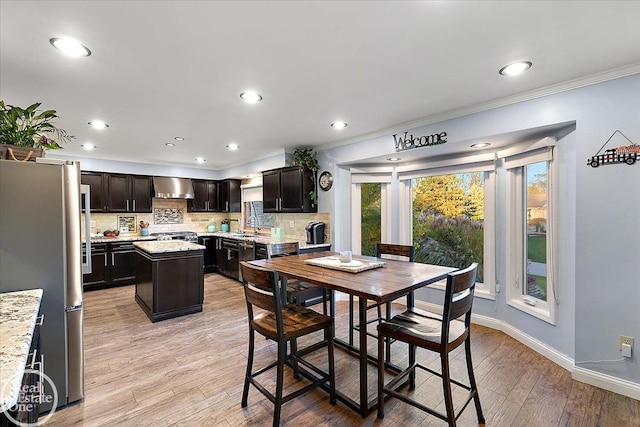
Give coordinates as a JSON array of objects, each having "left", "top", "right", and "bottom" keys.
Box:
[
  {"left": 0, "top": 289, "right": 43, "bottom": 411},
  {"left": 133, "top": 240, "right": 205, "bottom": 254}
]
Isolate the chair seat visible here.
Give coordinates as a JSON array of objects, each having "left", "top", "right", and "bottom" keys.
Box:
[
  {"left": 253, "top": 303, "right": 333, "bottom": 341},
  {"left": 378, "top": 307, "right": 467, "bottom": 351}
]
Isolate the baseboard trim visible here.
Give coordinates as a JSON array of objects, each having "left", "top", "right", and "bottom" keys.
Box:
[
  {"left": 413, "top": 300, "right": 640, "bottom": 401},
  {"left": 572, "top": 367, "right": 640, "bottom": 401}
]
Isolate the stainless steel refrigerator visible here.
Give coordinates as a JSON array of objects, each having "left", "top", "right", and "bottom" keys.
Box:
[{"left": 0, "top": 158, "right": 89, "bottom": 411}]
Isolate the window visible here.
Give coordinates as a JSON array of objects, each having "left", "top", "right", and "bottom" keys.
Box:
[
  {"left": 505, "top": 147, "right": 556, "bottom": 323},
  {"left": 360, "top": 183, "right": 382, "bottom": 256},
  {"left": 524, "top": 162, "right": 548, "bottom": 302},
  {"left": 244, "top": 200, "right": 274, "bottom": 228},
  {"left": 350, "top": 172, "right": 391, "bottom": 257},
  {"left": 411, "top": 171, "right": 489, "bottom": 286}
]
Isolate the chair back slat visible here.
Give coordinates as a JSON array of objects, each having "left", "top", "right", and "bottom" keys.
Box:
[
  {"left": 267, "top": 242, "right": 299, "bottom": 258},
  {"left": 442, "top": 263, "right": 478, "bottom": 338},
  {"left": 376, "top": 243, "right": 415, "bottom": 261},
  {"left": 241, "top": 262, "right": 281, "bottom": 314}
]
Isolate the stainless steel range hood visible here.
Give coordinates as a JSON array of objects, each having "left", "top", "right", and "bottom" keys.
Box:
[{"left": 153, "top": 177, "right": 195, "bottom": 199}]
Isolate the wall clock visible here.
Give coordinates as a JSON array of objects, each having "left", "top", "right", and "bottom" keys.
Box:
[{"left": 318, "top": 171, "right": 333, "bottom": 191}]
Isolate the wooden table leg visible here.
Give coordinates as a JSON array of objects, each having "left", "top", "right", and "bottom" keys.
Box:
[{"left": 359, "top": 296, "right": 368, "bottom": 417}]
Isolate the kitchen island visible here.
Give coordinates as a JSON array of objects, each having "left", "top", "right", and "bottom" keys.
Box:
[
  {"left": 0, "top": 289, "right": 43, "bottom": 424},
  {"left": 133, "top": 240, "right": 205, "bottom": 322}
]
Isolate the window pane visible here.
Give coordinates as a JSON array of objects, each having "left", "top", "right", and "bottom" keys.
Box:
[
  {"left": 361, "top": 183, "right": 381, "bottom": 256},
  {"left": 412, "top": 172, "right": 484, "bottom": 282},
  {"left": 245, "top": 201, "right": 274, "bottom": 228},
  {"left": 525, "top": 162, "right": 547, "bottom": 301}
]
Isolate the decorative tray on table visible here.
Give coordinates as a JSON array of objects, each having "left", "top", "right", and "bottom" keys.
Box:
[{"left": 304, "top": 255, "right": 385, "bottom": 273}]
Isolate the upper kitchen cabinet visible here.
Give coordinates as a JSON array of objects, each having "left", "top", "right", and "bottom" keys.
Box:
[
  {"left": 189, "top": 180, "right": 219, "bottom": 212},
  {"left": 107, "top": 174, "right": 153, "bottom": 213},
  {"left": 81, "top": 172, "right": 107, "bottom": 212},
  {"left": 262, "top": 166, "right": 317, "bottom": 213},
  {"left": 220, "top": 179, "right": 241, "bottom": 212},
  {"left": 81, "top": 172, "right": 152, "bottom": 213}
]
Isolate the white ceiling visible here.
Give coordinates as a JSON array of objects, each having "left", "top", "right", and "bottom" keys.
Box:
[{"left": 2, "top": 1, "right": 640, "bottom": 171}]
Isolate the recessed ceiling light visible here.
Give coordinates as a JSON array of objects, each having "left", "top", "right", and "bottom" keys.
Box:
[
  {"left": 195, "top": 157, "right": 206, "bottom": 163},
  {"left": 50, "top": 38, "right": 91, "bottom": 57},
  {"left": 240, "top": 91, "right": 262, "bottom": 103},
  {"left": 331, "top": 121, "right": 348, "bottom": 129},
  {"left": 471, "top": 142, "right": 491, "bottom": 148},
  {"left": 165, "top": 143, "right": 176, "bottom": 147},
  {"left": 499, "top": 61, "right": 532, "bottom": 76},
  {"left": 88, "top": 120, "right": 109, "bottom": 129},
  {"left": 81, "top": 143, "right": 96, "bottom": 150},
  {"left": 174, "top": 137, "right": 184, "bottom": 141},
  {"left": 387, "top": 157, "right": 401, "bottom": 162},
  {"left": 227, "top": 143, "right": 239, "bottom": 151}
]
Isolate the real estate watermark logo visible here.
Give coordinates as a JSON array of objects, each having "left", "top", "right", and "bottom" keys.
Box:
[{"left": 1, "top": 369, "right": 58, "bottom": 426}]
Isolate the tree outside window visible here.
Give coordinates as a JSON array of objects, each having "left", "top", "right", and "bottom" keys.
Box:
[{"left": 412, "top": 172, "right": 484, "bottom": 282}]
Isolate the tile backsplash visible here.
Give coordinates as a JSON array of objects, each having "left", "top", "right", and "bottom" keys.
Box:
[{"left": 84, "top": 199, "right": 331, "bottom": 245}]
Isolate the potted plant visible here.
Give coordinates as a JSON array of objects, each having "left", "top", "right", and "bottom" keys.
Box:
[
  {"left": 0, "top": 100, "right": 74, "bottom": 161},
  {"left": 291, "top": 148, "right": 320, "bottom": 205}
]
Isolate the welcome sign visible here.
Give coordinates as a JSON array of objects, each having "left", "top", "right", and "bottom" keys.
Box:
[{"left": 393, "top": 131, "right": 447, "bottom": 152}]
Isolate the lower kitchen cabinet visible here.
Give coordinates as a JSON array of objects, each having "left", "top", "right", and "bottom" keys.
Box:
[
  {"left": 218, "top": 238, "right": 239, "bottom": 281},
  {"left": 83, "top": 243, "right": 108, "bottom": 288},
  {"left": 83, "top": 242, "right": 138, "bottom": 290},
  {"left": 198, "top": 236, "right": 218, "bottom": 273},
  {"left": 110, "top": 242, "right": 137, "bottom": 285}
]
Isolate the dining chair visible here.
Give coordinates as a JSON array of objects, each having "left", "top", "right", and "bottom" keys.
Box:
[
  {"left": 240, "top": 261, "right": 336, "bottom": 427},
  {"left": 376, "top": 262, "right": 484, "bottom": 426},
  {"left": 268, "top": 242, "right": 330, "bottom": 315},
  {"left": 350, "top": 243, "right": 415, "bottom": 361}
]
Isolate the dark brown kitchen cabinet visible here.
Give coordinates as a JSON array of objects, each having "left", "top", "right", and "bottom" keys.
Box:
[
  {"left": 198, "top": 236, "right": 217, "bottom": 273},
  {"left": 220, "top": 179, "right": 241, "bottom": 212},
  {"left": 83, "top": 242, "right": 138, "bottom": 290},
  {"left": 262, "top": 166, "right": 316, "bottom": 213},
  {"left": 189, "top": 180, "right": 219, "bottom": 212},
  {"left": 131, "top": 175, "right": 153, "bottom": 212},
  {"left": 110, "top": 242, "right": 137, "bottom": 285},
  {"left": 81, "top": 172, "right": 107, "bottom": 212},
  {"left": 81, "top": 172, "right": 152, "bottom": 213},
  {"left": 218, "top": 238, "right": 239, "bottom": 280},
  {"left": 82, "top": 243, "right": 108, "bottom": 288},
  {"left": 107, "top": 173, "right": 153, "bottom": 213}
]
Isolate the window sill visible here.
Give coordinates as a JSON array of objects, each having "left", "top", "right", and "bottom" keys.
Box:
[{"left": 507, "top": 298, "right": 556, "bottom": 325}]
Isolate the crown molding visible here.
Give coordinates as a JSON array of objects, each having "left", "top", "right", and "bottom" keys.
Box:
[{"left": 318, "top": 63, "right": 640, "bottom": 151}]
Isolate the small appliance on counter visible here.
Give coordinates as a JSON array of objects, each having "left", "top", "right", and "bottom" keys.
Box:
[{"left": 306, "top": 221, "right": 326, "bottom": 244}]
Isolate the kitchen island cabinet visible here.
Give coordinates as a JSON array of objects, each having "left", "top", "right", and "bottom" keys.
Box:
[{"left": 133, "top": 240, "right": 205, "bottom": 322}]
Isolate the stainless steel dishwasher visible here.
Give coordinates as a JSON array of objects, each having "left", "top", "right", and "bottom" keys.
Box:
[{"left": 238, "top": 240, "right": 255, "bottom": 281}]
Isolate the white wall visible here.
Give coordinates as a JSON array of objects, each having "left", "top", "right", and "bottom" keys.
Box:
[
  {"left": 50, "top": 151, "right": 290, "bottom": 180},
  {"left": 316, "top": 73, "right": 640, "bottom": 390}
]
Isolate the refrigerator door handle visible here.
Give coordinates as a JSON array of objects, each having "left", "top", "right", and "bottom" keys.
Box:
[
  {"left": 81, "top": 184, "right": 92, "bottom": 275},
  {"left": 66, "top": 304, "right": 83, "bottom": 312}
]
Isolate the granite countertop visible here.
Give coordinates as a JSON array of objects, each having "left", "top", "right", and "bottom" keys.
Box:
[
  {"left": 84, "top": 235, "right": 157, "bottom": 244},
  {"left": 134, "top": 240, "right": 205, "bottom": 254},
  {"left": 0, "top": 289, "right": 43, "bottom": 411},
  {"left": 196, "top": 232, "right": 331, "bottom": 250}
]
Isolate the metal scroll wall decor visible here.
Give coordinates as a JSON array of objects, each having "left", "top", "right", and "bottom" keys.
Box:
[
  {"left": 588, "top": 130, "right": 639, "bottom": 168},
  {"left": 393, "top": 130, "right": 447, "bottom": 152}
]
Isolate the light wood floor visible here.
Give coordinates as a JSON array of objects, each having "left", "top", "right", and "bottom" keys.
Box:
[{"left": 47, "top": 273, "right": 640, "bottom": 426}]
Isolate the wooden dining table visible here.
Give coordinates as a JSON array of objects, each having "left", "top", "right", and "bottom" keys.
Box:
[{"left": 248, "top": 251, "right": 456, "bottom": 417}]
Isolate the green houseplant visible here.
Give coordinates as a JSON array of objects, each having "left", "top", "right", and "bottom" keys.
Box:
[
  {"left": 291, "top": 148, "right": 320, "bottom": 205},
  {"left": 0, "top": 100, "right": 74, "bottom": 159}
]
